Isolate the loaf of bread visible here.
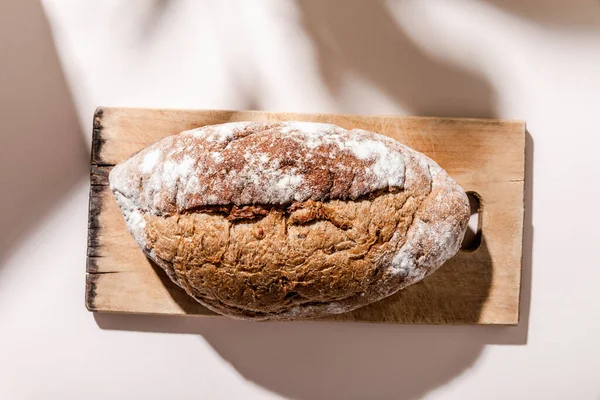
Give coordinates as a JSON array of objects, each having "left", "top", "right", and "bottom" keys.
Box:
[{"left": 109, "top": 121, "right": 470, "bottom": 320}]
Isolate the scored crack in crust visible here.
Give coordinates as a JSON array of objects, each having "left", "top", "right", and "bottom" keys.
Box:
[{"left": 109, "top": 121, "right": 470, "bottom": 320}]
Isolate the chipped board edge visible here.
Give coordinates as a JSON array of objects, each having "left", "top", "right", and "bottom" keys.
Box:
[
  {"left": 85, "top": 274, "right": 98, "bottom": 311},
  {"left": 91, "top": 107, "right": 106, "bottom": 165},
  {"left": 86, "top": 107, "right": 105, "bottom": 310}
]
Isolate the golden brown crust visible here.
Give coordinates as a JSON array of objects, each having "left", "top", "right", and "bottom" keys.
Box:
[{"left": 109, "top": 122, "right": 470, "bottom": 320}]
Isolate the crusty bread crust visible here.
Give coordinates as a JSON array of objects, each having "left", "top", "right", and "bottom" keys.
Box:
[{"left": 109, "top": 122, "right": 470, "bottom": 320}]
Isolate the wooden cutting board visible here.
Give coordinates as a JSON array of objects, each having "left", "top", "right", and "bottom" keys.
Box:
[{"left": 87, "top": 107, "right": 525, "bottom": 324}]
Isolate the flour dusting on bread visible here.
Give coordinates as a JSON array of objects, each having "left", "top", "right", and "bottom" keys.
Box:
[
  {"left": 112, "top": 191, "right": 147, "bottom": 248},
  {"left": 110, "top": 121, "right": 408, "bottom": 213}
]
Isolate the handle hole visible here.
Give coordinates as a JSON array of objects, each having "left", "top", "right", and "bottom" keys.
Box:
[{"left": 461, "top": 191, "right": 482, "bottom": 251}]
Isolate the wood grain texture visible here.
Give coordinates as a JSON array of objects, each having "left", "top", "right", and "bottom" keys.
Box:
[{"left": 86, "top": 107, "right": 525, "bottom": 324}]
